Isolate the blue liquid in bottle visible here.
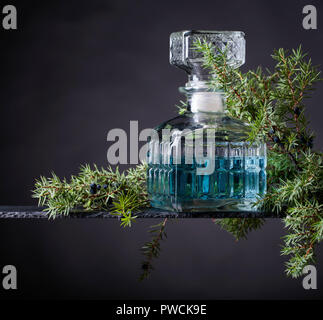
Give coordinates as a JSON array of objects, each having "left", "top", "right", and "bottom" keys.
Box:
[{"left": 148, "top": 144, "right": 266, "bottom": 211}]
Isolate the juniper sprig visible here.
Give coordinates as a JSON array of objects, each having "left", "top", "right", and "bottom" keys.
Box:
[
  {"left": 32, "top": 163, "right": 148, "bottom": 225},
  {"left": 140, "top": 218, "right": 168, "bottom": 281},
  {"left": 214, "top": 218, "right": 265, "bottom": 241},
  {"left": 194, "top": 40, "right": 322, "bottom": 278}
]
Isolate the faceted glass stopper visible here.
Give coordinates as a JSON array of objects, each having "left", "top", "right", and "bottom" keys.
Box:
[{"left": 170, "top": 30, "right": 245, "bottom": 73}]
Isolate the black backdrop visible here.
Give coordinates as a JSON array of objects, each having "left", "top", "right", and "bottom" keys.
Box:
[{"left": 0, "top": 0, "right": 322, "bottom": 299}]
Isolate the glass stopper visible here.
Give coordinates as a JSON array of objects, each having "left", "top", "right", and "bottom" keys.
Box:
[{"left": 169, "top": 30, "right": 246, "bottom": 74}]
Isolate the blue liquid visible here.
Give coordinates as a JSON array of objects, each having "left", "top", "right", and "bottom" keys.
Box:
[{"left": 147, "top": 156, "right": 266, "bottom": 211}]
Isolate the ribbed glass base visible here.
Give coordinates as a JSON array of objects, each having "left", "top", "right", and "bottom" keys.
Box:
[{"left": 147, "top": 155, "right": 266, "bottom": 212}]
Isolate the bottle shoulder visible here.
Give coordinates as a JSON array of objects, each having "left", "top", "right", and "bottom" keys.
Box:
[{"left": 155, "top": 112, "right": 251, "bottom": 142}]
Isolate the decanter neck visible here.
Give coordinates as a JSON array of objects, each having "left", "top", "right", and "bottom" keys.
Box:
[
  {"left": 170, "top": 30, "right": 245, "bottom": 113},
  {"left": 180, "top": 81, "right": 226, "bottom": 113}
]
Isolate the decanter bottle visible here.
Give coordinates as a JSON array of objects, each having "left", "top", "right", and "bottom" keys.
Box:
[{"left": 147, "top": 31, "right": 266, "bottom": 212}]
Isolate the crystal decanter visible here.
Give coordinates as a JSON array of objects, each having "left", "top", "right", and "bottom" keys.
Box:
[{"left": 147, "top": 31, "right": 266, "bottom": 212}]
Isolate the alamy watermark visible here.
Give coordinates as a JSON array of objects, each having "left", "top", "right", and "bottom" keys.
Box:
[
  {"left": 2, "top": 5, "right": 17, "bottom": 30},
  {"left": 106, "top": 121, "right": 256, "bottom": 175},
  {"left": 302, "top": 265, "right": 317, "bottom": 290},
  {"left": 2, "top": 265, "right": 17, "bottom": 290},
  {"left": 302, "top": 5, "right": 317, "bottom": 30}
]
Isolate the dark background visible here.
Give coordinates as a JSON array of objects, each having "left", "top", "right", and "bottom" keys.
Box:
[{"left": 0, "top": 0, "right": 322, "bottom": 299}]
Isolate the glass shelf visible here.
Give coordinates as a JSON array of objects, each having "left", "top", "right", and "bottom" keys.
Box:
[{"left": 0, "top": 206, "right": 284, "bottom": 219}]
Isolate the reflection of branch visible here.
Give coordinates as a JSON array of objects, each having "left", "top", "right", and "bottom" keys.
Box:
[
  {"left": 139, "top": 218, "right": 168, "bottom": 281},
  {"left": 213, "top": 218, "right": 265, "bottom": 241}
]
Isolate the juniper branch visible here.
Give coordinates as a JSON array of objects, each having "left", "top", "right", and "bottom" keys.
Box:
[
  {"left": 32, "top": 163, "right": 149, "bottom": 226},
  {"left": 139, "top": 218, "right": 168, "bottom": 281},
  {"left": 194, "top": 40, "right": 323, "bottom": 278}
]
